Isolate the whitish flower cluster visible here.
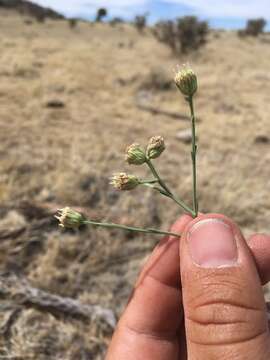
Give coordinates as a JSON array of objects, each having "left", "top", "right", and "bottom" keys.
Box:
[
  {"left": 110, "top": 136, "right": 166, "bottom": 193},
  {"left": 174, "top": 67, "right": 197, "bottom": 98},
  {"left": 110, "top": 173, "right": 140, "bottom": 191},
  {"left": 125, "top": 136, "right": 165, "bottom": 165},
  {"left": 147, "top": 136, "right": 165, "bottom": 159},
  {"left": 125, "top": 143, "right": 146, "bottom": 165},
  {"left": 55, "top": 207, "right": 85, "bottom": 229}
]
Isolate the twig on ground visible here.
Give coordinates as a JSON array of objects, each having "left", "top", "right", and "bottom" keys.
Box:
[{"left": 0, "top": 273, "right": 116, "bottom": 328}]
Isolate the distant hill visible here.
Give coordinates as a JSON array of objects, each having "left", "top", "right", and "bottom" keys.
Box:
[{"left": 0, "top": 0, "right": 64, "bottom": 20}]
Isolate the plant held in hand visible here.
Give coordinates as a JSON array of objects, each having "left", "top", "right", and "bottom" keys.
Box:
[
  {"left": 175, "top": 67, "right": 198, "bottom": 215},
  {"left": 55, "top": 66, "right": 199, "bottom": 237}
]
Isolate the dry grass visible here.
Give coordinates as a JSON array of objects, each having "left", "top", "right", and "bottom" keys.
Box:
[{"left": 0, "top": 10, "right": 270, "bottom": 358}]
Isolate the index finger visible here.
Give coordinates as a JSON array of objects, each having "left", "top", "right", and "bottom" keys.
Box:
[{"left": 106, "top": 215, "right": 192, "bottom": 360}]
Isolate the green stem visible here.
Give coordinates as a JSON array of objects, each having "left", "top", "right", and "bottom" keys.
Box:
[
  {"left": 145, "top": 158, "right": 196, "bottom": 217},
  {"left": 171, "top": 195, "right": 196, "bottom": 216},
  {"left": 141, "top": 182, "right": 169, "bottom": 196},
  {"left": 139, "top": 179, "right": 159, "bottom": 185},
  {"left": 187, "top": 96, "right": 198, "bottom": 217},
  {"left": 146, "top": 158, "right": 172, "bottom": 195},
  {"left": 83, "top": 220, "right": 180, "bottom": 237}
]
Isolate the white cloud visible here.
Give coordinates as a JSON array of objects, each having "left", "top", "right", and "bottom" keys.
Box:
[
  {"left": 164, "top": 0, "right": 270, "bottom": 19},
  {"left": 32, "top": 0, "right": 270, "bottom": 19},
  {"left": 32, "top": 0, "right": 149, "bottom": 17}
]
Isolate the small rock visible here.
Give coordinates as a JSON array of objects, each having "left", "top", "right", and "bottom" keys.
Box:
[
  {"left": 214, "top": 103, "right": 238, "bottom": 114},
  {"left": 115, "top": 78, "right": 126, "bottom": 86},
  {"left": 0, "top": 210, "right": 27, "bottom": 234},
  {"left": 176, "top": 129, "right": 198, "bottom": 144},
  {"left": 254, "top": 135, "right": 270, "bottom": 144},
  {"left": 46, "top": 99, "right": 65, "bottom": 108},
  {"left": 36, "top": 188, "right": 55, "bottom": 202}
]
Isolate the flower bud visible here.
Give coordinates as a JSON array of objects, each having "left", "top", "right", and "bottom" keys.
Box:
[
  {"left": 174, "top": 68, "right": 197, "bottom": 97},
  {"left": 125, "top": 143, "right": 146, "bottom": 165},
  {"left": 110, "top": 173, "right": 140, "bottom": 191},
  {"left": 147, "top": 136, "right": 165, "bottom": 159},
  {"left": 55, "top": 207, "right": 85, "bottom": 229}
]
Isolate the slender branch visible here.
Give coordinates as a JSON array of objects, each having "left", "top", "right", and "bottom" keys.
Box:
[
  {"left": 56, "top": 208, "right": 180, "bottom": 237},
  {"left": 141, "top": 182, "right": 170, "bottom": 196},
  {"left": 145, "top": 158, "right": 196, "bottom": 217},
  {"left": 170, "top": 195, "right": 196, "bottom": 216},
  {"left": 142, "top": 183, "right": 195, "bottom": 215},
  {"left": 83, "top": 220, "right": 180, "bottom": 237},
  {"left": 187, "top": 96, "right": 198, "bottom": 217},
  {"left": 145, "top": 158, "right": 172, "bottom": 195},
  {"left": 139, "top": 179, "right": 159, "bottom": 185}
]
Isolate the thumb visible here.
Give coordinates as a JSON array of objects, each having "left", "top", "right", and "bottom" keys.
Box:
[{"left": 180, "top": 213, "right": 270, "bottom": 360}]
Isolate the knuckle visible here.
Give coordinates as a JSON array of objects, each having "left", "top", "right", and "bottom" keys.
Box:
[
  {"left": 186, "top": 301, "right": 268, "bottom": 346},
  {"left": 186, "top": 271, "right": 245, "bottom": 310},
  {"left": 184, "top": 274, "right": 268, "bottom": 346}
]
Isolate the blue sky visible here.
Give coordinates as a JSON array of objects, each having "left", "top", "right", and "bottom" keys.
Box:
[{"left": 32, "top": 0, "right": 270, "bottom": 29}]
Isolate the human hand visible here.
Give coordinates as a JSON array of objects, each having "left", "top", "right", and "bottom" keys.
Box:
[{"left": 106, "top": 213, "right": 270, "bottom": 359}]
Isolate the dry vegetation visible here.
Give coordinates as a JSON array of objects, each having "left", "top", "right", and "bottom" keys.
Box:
[{"left": 0, "top": 9, "right": 270, "bottom": 359}]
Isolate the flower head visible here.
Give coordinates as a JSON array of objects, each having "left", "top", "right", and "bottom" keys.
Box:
[
  {"left": 125, "top": 143, "right": 146, "bottom": 165},
  {"left": 110, "top": 172, "right": 140, "bottom": 190},
  {"left": 174, "top": 67, "right": 197, "bottom": 97},
  {"left": 147, "top": 136, "right": 165, "bottom": 159},
  {"left": 55, "top": 207, "right": 85, "bottom": 229}
]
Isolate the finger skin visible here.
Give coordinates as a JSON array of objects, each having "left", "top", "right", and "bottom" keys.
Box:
[
  {"left": 106, "top": 215, "right": 192, "bottom": 360},
  {"left": 180, "top": 213, "right": 270, "bottom": 360},
  {"left": 248, "top": 234, "right": 270, "bottom": 285}
]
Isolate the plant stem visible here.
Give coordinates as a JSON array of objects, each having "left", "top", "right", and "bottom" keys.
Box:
[
  {"left": 145, "top": 158, "right": 196, "bottom": 217},
  {"left": 187, "top": 95, "right": 198, "bottom": 217},
  {"left": 146, "top": 158, "right": 172, "bottom": 195},
  {"left": 139, "top": 179, "right": 159, "bottom": 185},
  {"left": 170, "top": 195, "right": 196, "bottom": 216},
  {"left": 83, "top": 220, "right": 180, "bottom": 237},
  {"left": 141, "top": 182, "right": 170, "bottom": 196}
]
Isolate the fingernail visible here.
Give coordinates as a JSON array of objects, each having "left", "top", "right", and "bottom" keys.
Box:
[{"left": 188, "top": 218, "right": 238, "bottom": 268}]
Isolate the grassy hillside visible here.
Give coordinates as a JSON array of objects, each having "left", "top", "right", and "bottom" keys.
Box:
[
  {"left": 0, "top": 11, "right": 270, "bottom": 359},
  {"left": 0, "top": 0, "right": 64, "bottom": 19}
]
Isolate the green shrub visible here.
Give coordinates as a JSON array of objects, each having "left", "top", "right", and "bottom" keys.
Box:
[
  {"left": 69, "top": 18, "right": 78, "bottom": 29},
  {"left": 153, "top": 16, "right": 208, "bottom": 54},
  {"left": 177, "top": 16, "right": 208, "bottom": 53},
  {"left": 153, "top": 21, "right": 177, "bottom": 53},
  {"left": 96, "top": 8, "right": 107, "bottom": 22},
  {"left": 240, "top": 18, "right": 267, "bottom": 37},
  {"left": 110, "top": 17, "right": 124, "bottom": 26},
  {"left": 134, "top": 15, "right": 147, "bottom": 33},
  {"left": 35, "top": 12, "right": 45, "bottom": 23}
]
